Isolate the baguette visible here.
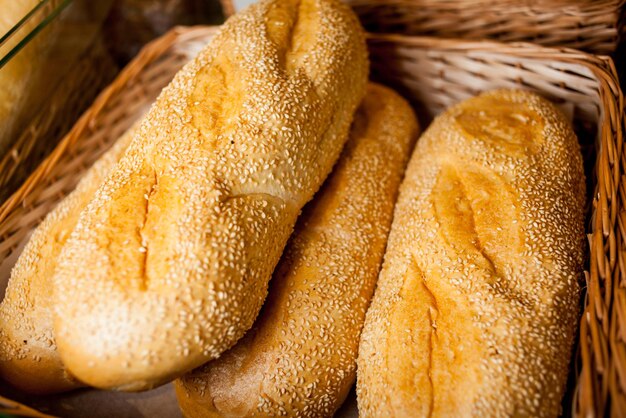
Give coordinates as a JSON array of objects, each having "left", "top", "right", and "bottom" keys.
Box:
[
  {"left": 0, "top": 125, "right": 137, "bottom": 394},
  {"left": 52, "top": 0, "right": 368, "bottom": 391},
  {"left": 356, "top": 90, "right": 586, "bottom": 417},
  {"left": 174, "top": 83, "right": 419, "bottom": 417}
]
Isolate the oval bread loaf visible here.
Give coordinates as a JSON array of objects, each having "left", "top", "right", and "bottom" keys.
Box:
[
  {"left": 174, "top": 83, "right": 419, "bottom": 418},
  {"left": 0, "top": 124, "right": 136, "bottom": 394},
  {"left": 52, "top": 0, "right": 368, "bottom": 391},
  {"left": 356, "top": 90, "right": 586, "bottom": 417}
]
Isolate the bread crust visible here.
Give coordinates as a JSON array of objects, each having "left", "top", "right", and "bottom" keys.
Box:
[
  {"left": 174, "top": 83, "right": 419, "bottom": 417},
  {"left": 0, "top": 125, "right": 136, "bottom": 394},
  {"left": 52, "top": 0, "right": 367, "bottom": 391},
  {"left": 356, "top": 90, "right": 586, "bottom": 418}
]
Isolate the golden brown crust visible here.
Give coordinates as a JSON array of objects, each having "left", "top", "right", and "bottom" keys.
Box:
[
  {"left": 174, "top": 83, "right": 419, "bottom": 418},
  {"left": 52, "top": 0, "right": 368, "bottom": 391},
  {"left": 0, "top": 125, "right": 136, "bottom": 394},
  {"left": 356, "top": 90, "right": 586, "bottom": 418}
]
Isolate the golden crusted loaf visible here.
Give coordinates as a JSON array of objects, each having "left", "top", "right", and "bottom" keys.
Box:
[
  {"left": 52, "top": 0, "right": 368, "bottom": 391},
  {"left": 0, "top": 125, "right": 136, "bottom": 394},
  {"left": 174, "top": 83, "right": 419, "bottom": 417},
  {"left": 356, "top": 90, "right": 586, "bottom": 417}
]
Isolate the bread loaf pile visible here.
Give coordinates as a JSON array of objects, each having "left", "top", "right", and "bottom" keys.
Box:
[{"left": 0, "top": 0, "right": 586, "bottom": 417}]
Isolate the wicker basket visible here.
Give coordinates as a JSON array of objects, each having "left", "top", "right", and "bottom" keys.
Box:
[
  {"left": 220, "top": 0, "right": 626, "bottom": 55},
  {"left": 0, "top": 26, "right": 624, "bottom": 417}
]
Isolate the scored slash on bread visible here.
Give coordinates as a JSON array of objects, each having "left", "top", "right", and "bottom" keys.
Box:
[
  {"left": 175, "top": 83, "right": 420, "bottom": 417},
  {"left": 50, "top": 0, "right": 368, "bottom": 391},
  {"left": 356, "top": 90, "right": 586, "bottom": 418}
]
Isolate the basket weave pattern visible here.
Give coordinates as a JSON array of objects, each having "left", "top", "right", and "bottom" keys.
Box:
[
  {"left": 0, "top": 26, "right": 624, "bottom": 417},
  {"left": 347, "top": 0, "right": 626, "bottom": 55}
]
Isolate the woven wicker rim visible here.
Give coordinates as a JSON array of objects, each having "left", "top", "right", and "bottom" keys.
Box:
[{"left": 0, "top": 26, "right": 624, "bottom": 417}]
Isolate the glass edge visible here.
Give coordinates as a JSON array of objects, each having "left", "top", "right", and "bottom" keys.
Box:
[
  {"left": 0, "top": 0, "right": 73, "bottom": 69},
  {"left": 0, "top": 0, "right": 52, "bottom": 45}
]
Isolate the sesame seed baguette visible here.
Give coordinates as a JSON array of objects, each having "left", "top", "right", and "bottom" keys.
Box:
[
  {"left": 174, "top": 83, "right": 419, "bottom": 418},
  {"left": 52, "top": 0, "right": 368, "bottom": 391},
  {"left": 356, "top": 90, "right": 586, "bottom": 417},
  {"left": 0, "top": 124, "right": 138, "bottom": 394}
]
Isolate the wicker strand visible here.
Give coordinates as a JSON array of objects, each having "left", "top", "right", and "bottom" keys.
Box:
[{"left": 348, "top": 0, "right": 625, "bottom": 55}]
